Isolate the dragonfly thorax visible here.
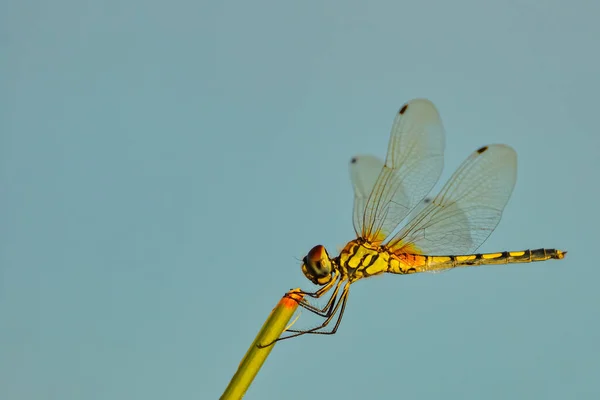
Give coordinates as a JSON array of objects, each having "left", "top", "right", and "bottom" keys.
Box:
[{"left": 301, "top": 245, "right": 334, "bottom": 285}]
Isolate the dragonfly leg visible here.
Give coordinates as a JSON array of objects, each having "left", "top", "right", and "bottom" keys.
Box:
[
  {"left": 258, "top": 283, "right": 350, "bottom": 346},
  {"left": 293, "top": 277, "right": 343, "bottom": 318},
  {"left": 293, "top": 283, "right": 350, "bottom": 336}
]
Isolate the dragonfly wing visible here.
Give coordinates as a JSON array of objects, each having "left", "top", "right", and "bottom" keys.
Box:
[
  {"left": 361, "top": 99, "right": 445, "bottom": 243},
  {"left": 349, "top": 155, "right": 384, "bottom": 237},
  {"left": 350, "top": 155, "right": 435, "bottom": 239},
  {"left": 405, "top": 197, "right": 433, "bottom": 224},
  {"left": 387, "top": 144, "right": 517, "bottom": 255}
]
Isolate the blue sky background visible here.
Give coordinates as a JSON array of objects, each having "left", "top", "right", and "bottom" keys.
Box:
[{"left": 2, "top": 1, "right": 599, "bottom": 399}]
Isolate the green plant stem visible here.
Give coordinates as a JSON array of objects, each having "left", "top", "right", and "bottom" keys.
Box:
[{"left": 220, "top": 289, "right": 304, "bottom": 400}]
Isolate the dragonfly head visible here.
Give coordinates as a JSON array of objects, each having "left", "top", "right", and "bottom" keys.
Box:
[{"left": 301, "top": 245, "right": 333, "bottom": 285}]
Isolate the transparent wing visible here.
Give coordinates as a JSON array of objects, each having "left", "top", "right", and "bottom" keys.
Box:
[
  {"left": 361, "top": 99, "right": 445, "bottom": 243},
  {"left": 387, "top": 144, "right": 517, "bottom": 255},
  {"left": 349, "top": 155, "right": 384, "bottom": 237},
  {"left": 405, "top": 196, "right": 433, "bottom": 223},
  {"left": 349, "top": 153, "right": 434, "bottom": 238}
]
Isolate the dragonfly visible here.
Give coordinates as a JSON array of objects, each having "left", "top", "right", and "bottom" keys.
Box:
[{"left": 279, "top": 98, "right": 566, "bottom": 342}]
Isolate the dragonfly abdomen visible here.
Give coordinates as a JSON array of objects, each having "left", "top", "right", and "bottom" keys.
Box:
[
  {"left": 447, "top": 248, "right": 565, "bottom": 268},
  {"left": 387, "top": 249, "right": 566, "bottom": 274}
]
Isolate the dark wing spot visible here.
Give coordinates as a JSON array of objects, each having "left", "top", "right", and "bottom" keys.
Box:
[
  {"left": 477, "top": 146, "right": 488, "bottom": 154},
  {"left": 399, "top": 104, "right": 408, "bottom": 114},
  {"left": 423, "top": 198, "right": 431, "bottom": 204},
  {"left": 351, "top": 157, "right": 357, "bottom": 164}
]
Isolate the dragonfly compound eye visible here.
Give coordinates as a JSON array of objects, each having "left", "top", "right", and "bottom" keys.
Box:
[{"left": 301, "top": 245, "right": 333, "bottom": 285}]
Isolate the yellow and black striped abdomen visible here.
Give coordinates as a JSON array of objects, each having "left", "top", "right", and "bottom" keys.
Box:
[{"left": 387, "top": 249, "right": 566, "bottom": 274}]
